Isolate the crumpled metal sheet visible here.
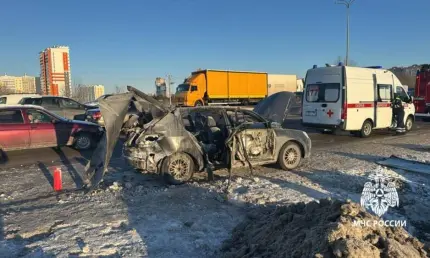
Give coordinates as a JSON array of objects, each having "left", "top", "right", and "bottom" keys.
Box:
[
  {"left": 376, "top": 155, "right": 430, "bottom": 175},
  {"left": 84, "top": 86, "right": 171, "bottom": 189},
  {"left": 84, "top": 92, "right": 134, "bottom": 188},
  {"left": 253, "top": 91, "right": 299, "bottom": 125}
]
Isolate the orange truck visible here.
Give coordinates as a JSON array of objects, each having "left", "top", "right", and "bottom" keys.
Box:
[{"left": 174, "top": 69, "right": 269, "bottom": 107}]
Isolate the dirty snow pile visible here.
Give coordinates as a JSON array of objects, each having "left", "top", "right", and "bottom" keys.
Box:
[{"left": 220, "top": 199, "right": 428, "bottom": 258}]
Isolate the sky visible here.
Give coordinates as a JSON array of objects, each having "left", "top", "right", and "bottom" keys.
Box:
[{"left": 1, "top": 0, "right": 429, "bottom": 94}]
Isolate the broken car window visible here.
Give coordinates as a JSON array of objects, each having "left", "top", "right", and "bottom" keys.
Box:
[{"left": 226, "top": 110, "right": 263, "bottom": 126}]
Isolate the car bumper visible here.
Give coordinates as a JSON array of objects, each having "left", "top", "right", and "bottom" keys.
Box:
[
  {"left": 303, "top": 132, "right": 312, "bottom": 159},
  {"left": 123, "top": 147, "right": 159, "bottom": 172},
  {"left": 302, "top": 122, "right": 344, "bottom": 130}
]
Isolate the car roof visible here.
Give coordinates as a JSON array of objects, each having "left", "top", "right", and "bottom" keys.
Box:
[
  {"left": 0, "top": 104, "right": 46, "bottom": 110},
  {"left": 21, "top": 95, "right": 64, "bottom": 99},
  {"left": 177, "top": 106, "right": 251, "bottom": 112}
]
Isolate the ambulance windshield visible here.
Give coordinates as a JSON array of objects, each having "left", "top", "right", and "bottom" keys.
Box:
[{"left": 305, "top": 83, "right": 340, "bottom": 103}]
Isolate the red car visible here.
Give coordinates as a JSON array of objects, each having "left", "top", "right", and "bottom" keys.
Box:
[{"left": 0, "top": 105, "right": 104, "bottom": 152}]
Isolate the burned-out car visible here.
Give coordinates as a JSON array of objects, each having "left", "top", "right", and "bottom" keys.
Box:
[{"left": 84, "top": 87, "right": 311, "bottom": 188}]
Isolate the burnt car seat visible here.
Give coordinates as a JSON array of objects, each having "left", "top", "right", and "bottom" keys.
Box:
[{"left": 204, "top": 116, "right": 223, "bottom": 144}]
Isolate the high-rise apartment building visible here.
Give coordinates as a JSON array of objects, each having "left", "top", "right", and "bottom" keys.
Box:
[
  {"left": 155, "top": 77, "right": 168, "bottom": 97},
  {"left": 88, "top": 84, "right": 105, "bottom": 101},
  {"left": 39, "top": 45, "right": 72, "bottom": 97},
  {"left": 73, "top": 84, "right": 105, "bottom": 103}
]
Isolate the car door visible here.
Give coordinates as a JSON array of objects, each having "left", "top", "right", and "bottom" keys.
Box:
[
  {"left": 0, "top": 109, "right": 30, "bottom": 151},
  {"left": 25, "top": 109, "right": 58, "bottom": 148},
  {"left": 375, "top": 83, "right": 393, "bottom": 128},
  {"left": 41, "top": 97, "right": 63, "bottom": 118},
  {"left": 225, "top": 109, "right": 276, "bottom": 165},
  {"left": 60, "top": 98, "right": 87, "bottom": 120}
]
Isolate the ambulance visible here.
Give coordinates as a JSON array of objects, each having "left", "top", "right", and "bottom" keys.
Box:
[{"left": 301, "top": 64, "right": 415, "bottom": 137}]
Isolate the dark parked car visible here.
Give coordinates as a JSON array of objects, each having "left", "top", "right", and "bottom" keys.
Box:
[
  {"left": 0, "top": 105, "right": 104, "bottom": 151},
  {"left": 18, "top": 96, "right": 98, "bottom": 121},
  {"left": 83, "top": 86, "right": 311, "bottom": 188},
  {"left": 85, "top": 99, "right": 140, "bottom": 126}
]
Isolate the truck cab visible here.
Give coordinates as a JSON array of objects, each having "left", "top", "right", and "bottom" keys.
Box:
[
  {"left": 413, "top": 65, "right": 430, "bottom": 114},
  {"left": 174, "top": 73, "right": 205, "bottom": 107}
]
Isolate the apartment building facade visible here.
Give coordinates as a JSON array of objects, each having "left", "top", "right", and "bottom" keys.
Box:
[
  {"left": 0, "top": 74, "right": 36, "bottom": 93},
  {"left": 39, "top": 45, "right": 72, "bottom": 97},
  {"left": 73, "top": 84, "right": 105, "bottom": 103}
]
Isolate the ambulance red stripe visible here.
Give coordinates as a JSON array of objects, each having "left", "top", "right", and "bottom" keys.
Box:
[{"left": 346, "top": 103, "right": 392, "bottom": 108}]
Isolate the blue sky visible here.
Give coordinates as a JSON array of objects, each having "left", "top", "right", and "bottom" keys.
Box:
[{"left": 1, "top": 0, "right": 429, "bottom": 94}]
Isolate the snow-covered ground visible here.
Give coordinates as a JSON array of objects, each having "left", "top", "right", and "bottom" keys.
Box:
[{"left": 0, "top": 132, "right": 429, "bottom": 257}]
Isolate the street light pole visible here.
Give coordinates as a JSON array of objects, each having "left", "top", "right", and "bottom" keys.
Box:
[
  {"left": 166, "top": 74, "right": 173, "bottom": 106},
  {"left": 336, "top": 0, "right": 355, "bottom": 66}
]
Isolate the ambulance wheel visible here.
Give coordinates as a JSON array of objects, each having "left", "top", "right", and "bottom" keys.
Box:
[
  {"left": 359, "top": 120, "right": 373, "bottom": 138},
  {"left": 405, "top": 116, "right": 413, "bottom": 132}
]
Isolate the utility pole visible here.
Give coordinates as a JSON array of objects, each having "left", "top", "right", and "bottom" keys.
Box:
[{"left": 336, "top": 0, "right": 355, "bottom": 66}]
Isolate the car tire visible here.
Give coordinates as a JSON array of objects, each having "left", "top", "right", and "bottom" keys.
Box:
[
  {"left": 278, "top": 142, "right": 302, "bottom": 170},
  {"left": 73, "top": 133, "right": 93, "bottom": 150},
  {"left": 405, "top": 116, "right": 414, "bottom": 132},
  {"left": 194, "top": 101, "right": 203, "bottom": 107},
  {"left": 359, "top": 120, "right": 373, "bottom": 138},
  {"left": 160, "top": 152, "right": 194, "bottom": 185}
]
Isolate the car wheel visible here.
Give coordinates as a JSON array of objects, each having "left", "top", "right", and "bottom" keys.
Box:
[
  {"left": 161, "top": 152, "right": 194, "bottom": 185},
  {"left": 194, "top": 101, "right": 203, "bottom": 107},
  {"left": 359, "top": 120, "right": 373, "bottom": 138},
  {"left": 278, "top": 142, "right": 302, "bottom": 170},
  {"left": 405, "top": 116, "right": 414, "bottom": 132},
  {"left": 74, "top": 133, "right": 93, "bottom": 150}
]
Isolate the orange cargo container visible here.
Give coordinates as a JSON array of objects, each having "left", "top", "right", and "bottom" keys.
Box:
[{"left": 174, "top": 69, "right": 268, "bottom": 107}]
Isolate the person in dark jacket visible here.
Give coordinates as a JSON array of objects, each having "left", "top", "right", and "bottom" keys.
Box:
[{"left": 392, "top": 94, "right": 406, "bottom": 134}]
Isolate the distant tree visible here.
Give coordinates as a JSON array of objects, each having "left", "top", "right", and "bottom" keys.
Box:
[
  {"left": 390, "top": 69, "right": 416, "bottom": 88},
  {"left": 114, "top": 85, "right": 126, "bottom": 94},
  {"left": 0, "top": 84, "right": 13, "bottom": 95},
  {"left": 334, "top": 56, "right": 358, "bottom": 66},
  {"left": 71, "top": 84, "right": 89, "bottom": 103}
]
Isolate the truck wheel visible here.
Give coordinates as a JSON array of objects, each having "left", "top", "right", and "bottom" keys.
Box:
[
  {"left": 405, "top": 116, "right": 414, "bottom": 132},
  {"left": 359, "top": 120, "right": 373, "bottom": 138},
  {"left": 194, "top": 101, "right": 203, "bottom": 107},
  {"left": 278, "top": 142, "right": 302, "bottom": 170},
  {"left": 160, "top": 152, "right": 194, "bottom": 185}
]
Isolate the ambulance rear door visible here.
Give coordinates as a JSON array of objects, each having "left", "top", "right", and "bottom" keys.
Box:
[{"left": 302, "top": 66, "right": 343, "bottom": 128}]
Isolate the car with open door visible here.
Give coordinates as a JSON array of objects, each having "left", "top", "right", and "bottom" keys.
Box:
[
  {"left": 0, "top": 105, "right": 104, "bottom": 152},
  {"left": 83, "top": 86, "right": 311, "bottom": 189}
]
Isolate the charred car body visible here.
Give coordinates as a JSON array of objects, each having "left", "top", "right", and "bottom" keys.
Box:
[{"left": 84, "top": 87, "right": 311, "bottom": 187}]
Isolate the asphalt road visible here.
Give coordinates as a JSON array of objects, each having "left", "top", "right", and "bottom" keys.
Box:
[{"left": 1, "top": 118, "right": 429, "bottom": 170}]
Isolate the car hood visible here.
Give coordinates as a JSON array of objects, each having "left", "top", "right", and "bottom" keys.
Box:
[
  {"left": 84, "top": 86, "right": 171, "bottom": 189},
  {"left": 253, "top": 91, "right": 300, "bottom": 125}
]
